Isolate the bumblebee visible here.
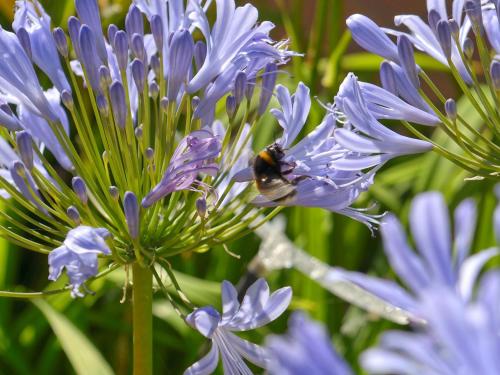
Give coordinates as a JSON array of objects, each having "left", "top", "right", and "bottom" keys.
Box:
[{"left": 253, "top": 143, "right": 297, "bottom": 202}]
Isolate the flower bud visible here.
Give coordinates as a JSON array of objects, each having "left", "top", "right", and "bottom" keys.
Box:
[
  {"left": 12, "top": 160, "right": 26, "bottom": 177},
  {"left": 72, "top": 177, "right": 88, "bottom": 205},
  {"left": 490, "top": 60, "right": 500, "bottom": 90},
  {"left": 427, "top": 9, "right": 441, "bottom": 32},
  {"left": 53, "top": 27, "right": 69, "bottom": 58},
  {"left": 151, "top": 54, "right": 161, "bottom": 79},
  {"left": 99, "top": 65, "right": 112, "bottom": 92},
  {"left": 68, "top": 16, "right": 82, "bottom": 57},
  {"left": 67, "top": 206, "right": 81, "bottom": 224},
  {"left": 258, "top": 64, "right": 277, "bottom": 115},
  {"left": 107, "top": 24, "right": 118, "bottom": 48},
  {"left": 397, "top": 35, "right": 419, "bottom": 88},
  {"left": 61, "top": 90, "right": 74, "bottom": 110},
  {"left": 226, "top": 95, "right": 236, "bottom": 118},
  {"left": 448, "top": 19, "right": 460, "bottom": 38},
  {"left": 124, "top": 191, "right": 140, "bottom": 239},
  {"left": 79, "top": 25, "right": 100, "bottom": 91},
  {"left": 160, "top": 97, "right": 169, "bottom": 111},
  {"left": 149, "top": 81, "right": 159, "bottom": 99},
  {"left": 131, "top": 58, "right": 146, "bottom": 92},
  {"left": 465, "top": 0, "right": 483, "bottom": 34},
  {"left": 246, "top": 77, "right": 256, "bottom": 102},
  {"left": 150, "top": 15, "right": 164, "bottom": 51},
  {"left": 131, "top": 33, "right": 145, "bottom": 62},
  {"left": 125, "top": 5, "right": 144, "bottom": 39},
  {"left": 380, "top": 61, "right": 397, "bottom": 94},
  {"left": 109, "top": 81, "right": 127, "bottom": 129},
  {"left": 109, "top": 186, "right": 119, "bottom": 200},
  {"left": 463, "top": 38, "right": 475, "bottom": 60},
  {"left": 114, "top": 31, "right": 129, "bottom": 71},
  {"left": 194, "top": 41, "right": 207, "bottom": 71},
  {"left": 196, "top": 197, "right": 207, "bottom": 218},
  {"left": 135, "top": 125, "right": 143, "bottom": 139},
  {"left": 145, "top": 147, "right": 154, "bottom": 160},
  {"left": 436, "top": 20, "right": 452, "bottom": 59},
  {"left": 234, "top": 72, "right": 247, "bottom": 105},
  {"left": 168, "top": 29, "right": 194, "bottom": 101},
  {"left": 445, "top": 98, "right": 457, "bottom": 121},
  {"left": 96, "top": 94, "right": 109, "bottom": 117},
  {"left": 16, "top": 131, "right": 34, "bottom": 170}
]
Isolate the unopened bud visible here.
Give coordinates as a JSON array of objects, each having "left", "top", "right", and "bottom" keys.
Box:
[
  {"left": 135, "top": 125, "right": 143, "bottom": 139},
  {"left": 131, "top": 58, "right": 146, "bottom": 92},
  {"left": 96, "top": 94, "right": 109, "bottom": 117},
  {"left": 150, "top": 15, "right": 164, "bottom": 51},
  {"left": 16, "top": 131, "right": 34, "bottom": 170},
  {"left": 107, "top": 24, "right": 118, "bottom": 48},
  {"left": 445, "top": 98, "right": 457, "bottom": 121},
  {"left": 234, "top": 72, "right": 247, "bottom": 105},
  {"left": 397, "top": 35, "right": 419, "bottom": 88},
  {"left": 125, "top": 5, "right": 144, "bottom": 38},
  {"left": 463, "top": 38, "right": 475, "bottom": 60},
  {"left": 114, "top": 31, "right": 129, "bottom": 71},
  {"left": 491, "top": 60, "right": 500, "bottom": 90},
  {"left": 196, "top": 197, "right": 207, "bottom": 218},
  {"left": 226, "top": 95, "right": 236, "bottom": 118},
  {"left": 380, "top": 61, "right": 397, "bottom": 94},
  {"left": 72, "top": 176, "right": 88, "bottom": 205},
  {"left": 109, "top": 185, "right": 119, "bottom": 200},
  {"left": 109, "top": 81, "right": 127, "bottom": 129},
  {"left": 53, "top": 27, "right": 69, "bottom": 57},
  {"left": 124, "top": 191, "right": 140, "bottom": 239},
  {"left": 67, "top": 205, "right": 81, "bottom": 224},
  {"left": 149, "top": 81, "right": 159, "bottom": 99},
  {"left": 436, "top": 20, "right": 452, "bottom": 59},
  {"left": 194, "top": 41, "right": 207, "bottom": 71}
]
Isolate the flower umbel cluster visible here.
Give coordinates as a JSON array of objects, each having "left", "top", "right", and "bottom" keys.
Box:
[
  {"left": 0, "top": 0, "right": 303, "bottom": 296},
  {"left": 345, "top": 0, "right": 500, "bottom": 179}
]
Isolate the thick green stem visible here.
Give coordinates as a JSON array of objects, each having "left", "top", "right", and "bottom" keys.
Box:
[{"left": 132, "top": 263, "right": 153, "bottom": 375}]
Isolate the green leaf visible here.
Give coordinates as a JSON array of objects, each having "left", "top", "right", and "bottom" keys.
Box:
[{"left": 33, "top": 299, "right": 114, "bottom": 375}]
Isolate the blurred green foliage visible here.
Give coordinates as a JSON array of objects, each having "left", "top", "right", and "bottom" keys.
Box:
[{"left": 0, "top": 1, "right": 496, "bottom": 374}]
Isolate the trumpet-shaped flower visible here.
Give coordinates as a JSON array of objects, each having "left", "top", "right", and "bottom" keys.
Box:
[
  {"left": 184, "top": 278, "right": 292, "bottom": 375},
  {"left": 347, "top": 0, "right": 473, "bottom": 82},
  {"left": 266, "top": 312, "right": 352, "bottom": 375},
  {"left": 332, "top": 73, "right": 433, "bottom": 171},
  {"left": 48, "top": 226, "right": 111, "bottom": 298},
  {"left": 362, "top": 273, "right": 500, "bottom": 375},
  {"left": 13, "top": 0, "right": 71, "bottom": 93},
  {"left": 142, "top": 129, "right": 221, "bottom": 208},
  {"left": 0, "top": 27, "right": 57, "bottom": 120},
  {"left": 341, "top": 192, "right": 498, "bottom": 319}
]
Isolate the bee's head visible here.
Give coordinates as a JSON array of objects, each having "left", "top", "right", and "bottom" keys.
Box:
[{"left": 265, "top": 143, "right": 285, "bottom": 160}]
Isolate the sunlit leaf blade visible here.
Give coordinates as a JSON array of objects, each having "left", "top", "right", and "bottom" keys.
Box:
[{"left": 33, "top": 299, "right": 114, "bottom": 375}]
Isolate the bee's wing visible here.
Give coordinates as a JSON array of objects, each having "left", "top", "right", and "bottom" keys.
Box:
[{"left": 258, "top": 178, "right": 296, "bottom": 202}]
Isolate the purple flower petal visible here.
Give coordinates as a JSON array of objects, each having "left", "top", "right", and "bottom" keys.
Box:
[{"left": 183, "top": 342, "right": 219, "bottom": 375}]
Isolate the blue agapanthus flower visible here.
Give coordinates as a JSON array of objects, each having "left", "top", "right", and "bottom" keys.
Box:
[
  {"left": 362, "top": 271, "right": 500, "bottom": 375},
  {"left": 48, "top": 226, "right": 111, "bottom": 298},
  {"left": 341, "top": 192, "right": 498, "bottom": 320},
  {"left": 236, "top": 81, "right": 432, "bottom": 228},
  {"left": 332, "top": 73, "right": 434, "bottom": 171},
  {"left": 347, "top": 0, "right": 472, "bottom": 82},
  {"left": 184, "top": 278, "right": 292, "bottom": 375},
  {"left": 266, "top": 312, "right": 352, "bottom": 375},
  {"left": 142, "top": 128, "right": 221, "bottom": 208}
]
